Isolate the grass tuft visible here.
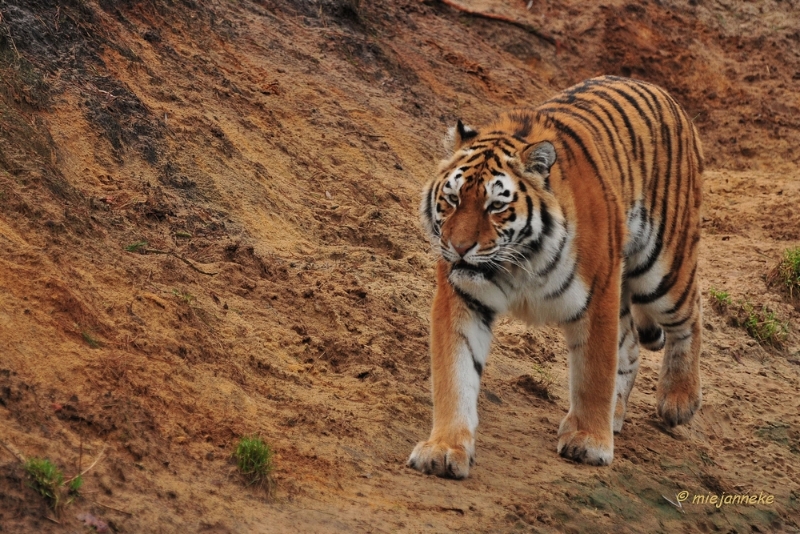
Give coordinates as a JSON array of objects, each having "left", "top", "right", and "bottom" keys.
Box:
[
  {"left": 81, "top": 331, "right": 100, "bottom": 348},
  {"left": 734, "top": 300, "right": 789, "bottom": 348},
  {"left": 708, "top": 287, "right": 732, "bottom": 312},
  {"left": 171, "top": 288, "right": 195, "bottom": 304},
  {"left": 233, "top": 436, "right": 275, "bottom": 494},
  {"left": 68, "top": 474, "right": 83, "bottom": 494},
  {"left": 25, "top": 457, "right": 63, "bottom": 504},
  {"left": 24, "top": 457, "right": 81, "bottom": 510},
  {"left": 125, "top": 240, "right": 148, "bottom": 252},
  {"left": 768, "top": 246, "right": 800, "bottom": 300},
  {"left": 516, "top": 363, "right": 558, "bottom": 402}
]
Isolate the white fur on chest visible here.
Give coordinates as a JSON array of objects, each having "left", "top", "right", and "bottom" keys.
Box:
[{"left": 449, "top": 222, "right": 589, "bottom": 327}]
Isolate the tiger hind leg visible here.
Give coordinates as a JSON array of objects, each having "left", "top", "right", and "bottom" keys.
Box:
[
  {"left": 638, "top": 283, "right": 703, "bottom": 427},
  {"left": 614, "top": 288, "right": 640, "bottom": 434},
  {"left": 656, "top": 286, "right": 703, "bottom": 426}
]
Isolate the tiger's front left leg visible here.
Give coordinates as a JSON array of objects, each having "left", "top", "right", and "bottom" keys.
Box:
[{"left": 407, "top": 263, "right": 493, "bottom": 479}]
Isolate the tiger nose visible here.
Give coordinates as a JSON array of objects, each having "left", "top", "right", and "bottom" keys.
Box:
[{"left": 453, "top": 242, "right": 476, "bottom": 257}]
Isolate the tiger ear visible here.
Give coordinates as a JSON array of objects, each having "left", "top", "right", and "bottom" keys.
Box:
[
  {"left": 443, "top": 120, "right": 478, "bottom": 155},
  {"left": 524, "top": 141, "right": 557, "bottom": 177}
]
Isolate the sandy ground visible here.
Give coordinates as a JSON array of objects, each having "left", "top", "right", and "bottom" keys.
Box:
[{"left": 1, "top": 0, "right": 799, "bottom": 532}]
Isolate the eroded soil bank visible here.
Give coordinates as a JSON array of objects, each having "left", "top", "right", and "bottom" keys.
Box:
[{"left": 1, "top": 0, "right": 799, "bottom": 532}]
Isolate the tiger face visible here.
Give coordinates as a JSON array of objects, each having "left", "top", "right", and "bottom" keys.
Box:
[{"left": 422, "top": 121, "right": 559, "bottom": 285}]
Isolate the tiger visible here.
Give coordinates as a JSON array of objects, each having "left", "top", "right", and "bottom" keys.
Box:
[{"left": 407, "top": 75, "right": 704, "bottom": 478}]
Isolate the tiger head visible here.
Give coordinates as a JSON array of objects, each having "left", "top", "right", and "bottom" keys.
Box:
[{"left": 421, "top": 119, "right": 560, "bottom": 282}]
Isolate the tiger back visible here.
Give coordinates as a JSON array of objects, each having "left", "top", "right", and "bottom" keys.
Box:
[{"left": 409, "top": 75, "right": 703, "bottom": 478}]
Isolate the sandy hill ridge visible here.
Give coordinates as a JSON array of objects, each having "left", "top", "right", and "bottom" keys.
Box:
[{"left": 1, "top": 0, "right": 799, "bottom": 532}]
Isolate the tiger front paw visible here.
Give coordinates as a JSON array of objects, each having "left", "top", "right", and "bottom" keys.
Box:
[
  {"left": 407, "top": 439, "right": 474, "bottom": 479},
  {"left": 557, "top": 415, "right": 613, "bottom": 465}
]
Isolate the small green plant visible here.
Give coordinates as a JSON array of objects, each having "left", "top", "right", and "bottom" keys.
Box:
[
  {"left": 81, "top": 331, "right": 100, "bottom": 348},
  {"left": 24, "top": 458, "right": 82, "bottom": 510},
  {"left": 171, "top": 288, "right": 195, "bottom": 304},
  {"left": 125, "top": 240, "right": 148, "bottom": 252},
  {"left": 25, "top": 457, "right": 63, "bottom": 503},
  {"left": 735, "top": 300, "right": 789, "bottom": 348},
  {"left": 68, "top": 475, "right": 83, "bottom": 494},
  {"left": 234, "top": 436, "right": 275, "bottom": 493},
  {"left": 709, "top": 287, "right": 732, "bottom": 311},
  {"left": 769, "top": 247, "right": 800, "bottom": 300},
  {"left": 516, "top": 363, "right": 558, "bottom": 402}
]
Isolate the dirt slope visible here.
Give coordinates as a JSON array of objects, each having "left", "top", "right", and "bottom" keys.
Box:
[{"left": 1, "top": 0, "right": 799, "bottom": 532}]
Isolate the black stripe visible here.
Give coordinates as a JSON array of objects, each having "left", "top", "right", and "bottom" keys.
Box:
[
  {"left": 488, "top": 276, "right": 509, "bottom": 298},
  {"left": 664, "top": 96, "right": 685, "bottom": 245},
  {"left": 451, "top": 261, "right": 498, "bottom": 279},
  {"left": 631, "top": 275, "right": 675, "bottom": 305},
  {"left": 635, "top": 222, "right": 697, "bottom": 305},
  {"left": 563, "top": 277, "right": 596, "bottom": 323},
  {"left": 511, "top": 113, "right": 533, "bottom": 138},
  {"left": 637, "top": 325, "right": 663, "bottom": 345},
  {"left": 453, "top": 286, "right": 495, "bottom": 327},
  {"left": 546, "top": 116, "right": 603, "bottom": 184},
  {"left": 662, "top": 264, "right": 698, "bottom": 315},
  {"left": 647, "top": 89, "right": 666, "bottom": 215},
  {"left": 522, "top": 236, "right": 544, "bottom": 258},
  {"left": 606, "top": 84, "right": 654, "bottom": 132},
  {"left": 560, "top": 77, "right": 606, "bottom": 97},
  {"left": 660, "top": 315, "right": 691, "bottom": 329},
  {"left": 466, "top": 151, "right": 484, "bottom": 163},
  {"left": 545, "top": 264, "right": 577, "bottom": 300},
  {"left": 460, "top": 332, "right": 483, "bottom": 377},
  {"left": 627, "top": 229, "right": 663, "bottom": 278},
  {"left": 424, "top": 185, "right": 435, "bottom": 234},
  {"left": 593, "top": 89, "right": 638, "bottom": 163},
  {"left": 535, "top": 230, "right": 567, "bottom": 277},
  {"left": 520, "top": 195, "right": 535, "bottom": 239},
  {"left": 618, "top": 330, "right": 629, "bottom": 349},
  {"left": 540, "top": 201, "right": 553, "bottom": 237},
  {"left": 521, "top": 200, "right": 553, "bottom": 259},
  {"left": 658, "top": 120, "right": 674, "bottom": 246}
]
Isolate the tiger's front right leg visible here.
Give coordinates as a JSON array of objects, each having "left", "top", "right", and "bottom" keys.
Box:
[{"left": 407, "top": 262, "right": 493, "bottom": 479}]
